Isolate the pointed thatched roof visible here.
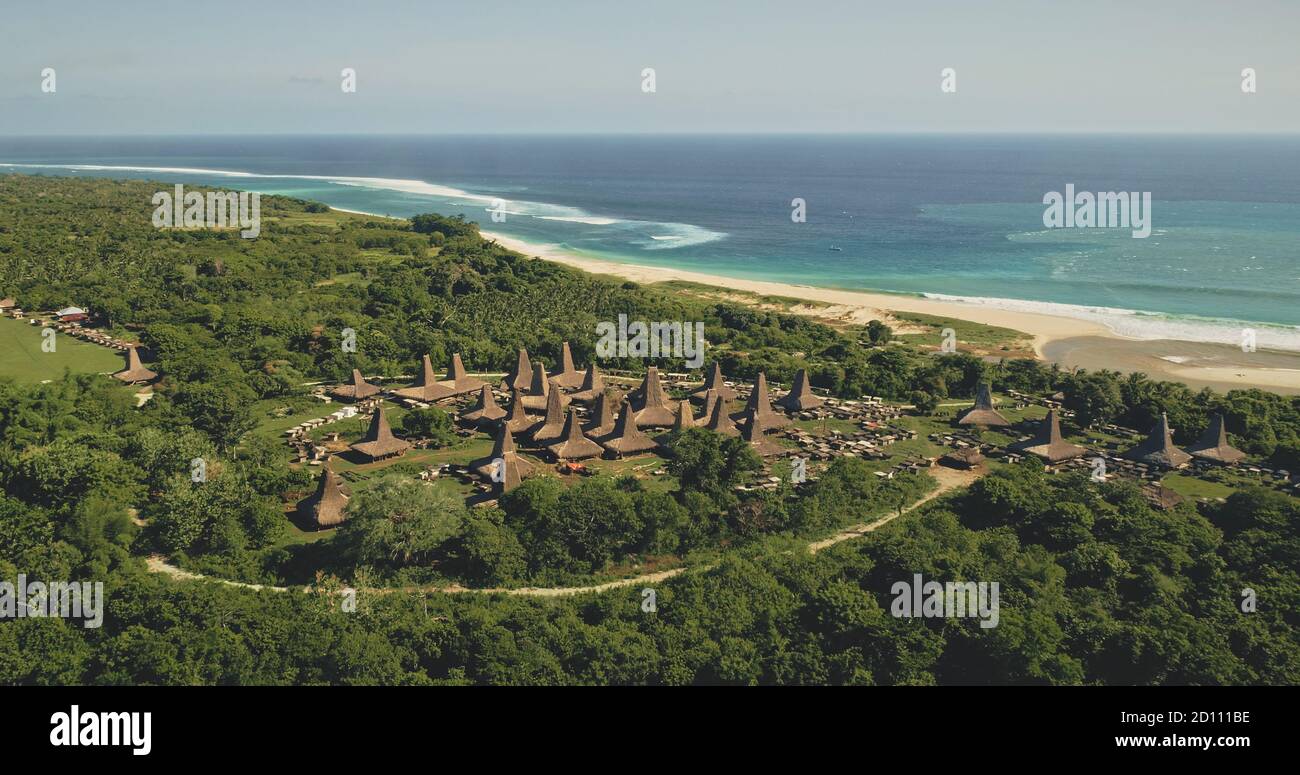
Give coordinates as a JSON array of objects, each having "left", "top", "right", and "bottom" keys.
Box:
[
  {"left": 602, "top": 400, "right": 659, "bottom": 457},
  {"left": 298, "top": 465, "right": 351, "bottom": 528},
  {"left": 735, "top": 372, "right": 792, "bottom": 430},
  {"left": 472, "top": 424, "right": 535, "bottom": 479},
  {"left": 630, "top": 367, "right": 677, "bottom": 427},
  {"left": 442, "top": 353, "right": 487, "bottom": 394},
  {"left": 691, "top": 363, "right": 737, "bottom": 403},
  {"left": 1187, "top": 414, "right": 1246, "bottom": 464},
  {"left": 529, "top": 385, "right": 568, "bottom": 443},
  {"left": 776, "top": 369, "right": 823, "bottom": 412},
  {"left": 1144, "top": 483, "right": 1186, "bottom": 511},
  {"left": 1125, "top": 413, "right": 1192, "bottom": 468},
  {"left": 547, "top": 409, "right": 604, "bottom": 460},
  {"left": 1015, "top": 410, "right": 1087, "bottom": 463},
  {"left": 394, "top": 354, "right": 457, "bottom": 401},
  {"left": 629, "top": 366, "right": 672, "bottom": 408},
  {"left": 655, "top": 399, "right": 697, "bottom": 448},
  {"left": 674, "top": 399, "right": 696, "bottom": 431},
  {"left": 704, "top": 393, "right": 741, "bottom": 437},
  {"left": 741, "top": 411, "right": 785, "bottom": 457},
  {"left": 569, "top": 362, "right": 606, "bottom": 403},
  {"left": 584, "top": 390, "right": 618, "bottom": 438},
  {"left": 350, "top": 405, "right": 411, "bottom": 461},
  {"left": 521, "top": 363, "right": 567, "bottom": 411},
  {"left": 502, "top": 348, "right": 533, "bottom": 391},
  {"left": 551, "top": 342, "right": 585, "bottom": 389},
  {"left": 112, "top": 346, "right": 158, "bottom": 384},
  {"left": 493, "top": 452, "right": 529, "bottom": 494},
  {"left": 956, "top": 383, "right": 1009, "bottom": 427},
  {"left": 502, "top": 388, "right": 536, "bottom": 433},
  {"left": 460, "top": 384, "right": 507, "bottom": 426},
  {"left": 330, "top": 369, "right": 381, "bottom": 401}
]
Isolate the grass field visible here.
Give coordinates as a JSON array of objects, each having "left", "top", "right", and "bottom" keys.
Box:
[{"left": 0, "top": 316, "right": 126, "bottom": 383}]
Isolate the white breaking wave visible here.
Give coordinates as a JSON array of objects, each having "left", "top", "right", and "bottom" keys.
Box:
[
  {"left": 920, "top": 291, "right": 1300, "bottom": 351},
  {"left": 0, "top": 161, "right": 726, "bottom": 250}
]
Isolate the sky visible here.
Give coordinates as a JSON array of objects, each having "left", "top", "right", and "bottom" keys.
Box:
[{"left": 1, "top": 0, "right": 1298, "bottom": 135}]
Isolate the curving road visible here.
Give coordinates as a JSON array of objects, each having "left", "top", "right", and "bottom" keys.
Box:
[{"left": 146, "top": 467, "right": 981, "bottom": 598}]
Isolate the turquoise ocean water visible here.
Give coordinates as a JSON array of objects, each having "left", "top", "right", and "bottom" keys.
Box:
[{"left": 3, "top": 134, "right": 1299, "bottom": 348}]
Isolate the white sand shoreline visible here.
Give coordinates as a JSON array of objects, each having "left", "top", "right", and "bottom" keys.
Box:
[
  {"left": 479, "top": 231, "right": 1118, "bottom": 354},
  {"left": 324, "top": 208, "right": 1300, "bottom": 393},
  {"left": 479, "top": 230, "right": 1300, "bottom": 393}
]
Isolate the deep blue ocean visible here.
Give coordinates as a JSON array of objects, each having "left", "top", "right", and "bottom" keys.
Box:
[{"left": 3, "top": 134, "right": 1299, "bottom": 346}]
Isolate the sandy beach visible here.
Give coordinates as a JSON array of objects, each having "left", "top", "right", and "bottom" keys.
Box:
[{"left": 484, "top": 230, "right": 1300, "bottom": 395}]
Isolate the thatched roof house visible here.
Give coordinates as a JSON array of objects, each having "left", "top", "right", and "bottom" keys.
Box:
[
  {"left": 470, "top": 423, "right": 535, "bottom": 483},
  {"left": 521, "top": 363, "right": 566, "bottom": 412},
  {"left": 471, "top": 424, "right": 535, "bottom": 480},
  {"left": 330, "top": 369, "right": 380, "bottom": 401},
  {"left": 776, "top": 369, "right": 824, "bottom": 412},
  {"left": 583, "top": 390, "right": 618, "bottom": 438},
  {"left": 1143, "top": 484, "right": 1186, "bottom": 511},
  {"left": 551, "top": 342, "right": 585, "bottom": 389},
  {"left": 528, "top": 386, "right": 568, "bottom": 443},
  {"left": 546, "top": 409, "right": 604, "bottom": 460},
  {"left": 955, "top": 383, "right": 1009, "bottom": 427},
  {"left": 349, "top": 406, "right": 411, "bottom": 462},
  {"left": 493, "top": 452, "right": 529, "bottom": 494},
  {"left": 298, "top": 465, "right": 351, "bottom": 529},
  {"left": 502, "top": 388, "right": 536, "bottom": 433},
  {"left": 569, "top": 362, "right": 606, "bottom": 403},
  {"left": 502, "top": 348, "right": 533, "bottom": 392},
  {"left": 691, "top": 363, "right": 737, "bottom": 404},
  {"left": 630, "top": 366, "right": 677, "bottom": 427},
  {"left": 1014, "top": 410, "right": 1087, "bottom": 463},
  {"left": 460, "top": 384, "right": 507, "bottom": 426},
  {"left": 673, "top": 399, "right": 696, "bottom": 431},
  {"left": 1187, "top": 414, "right": 1246, "bottom": 465},
  {"left": 628, "top": 366, "right": 672, "bottom": 406},
  {"left": 442, "top": 353, "right": 487, "bottom": 395},
  {"left": 735, "top": 372, "right": 791, "bottom": 430},
  {"left": 656, "top": 399, "right": 697, "bottom": 447},
  {"left": 111, "top": 345, "right": 158, "bottom": 384},
  {"left": 1124, "top": 413, "right": 1192, "bottom": 469},
  {"left": 602, "top": 400, "right": 659, "bottom": 458},
  {"left": 704, "top": 393, "right": 741, "bottom": 437},
  {"left": 393, "top": 355, "right": 457, "bottom": 402},
  {"left": 740, "top": 411, "right": 785, "bottom": 457}
]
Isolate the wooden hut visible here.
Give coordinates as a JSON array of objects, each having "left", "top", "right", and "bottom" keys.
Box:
[
  {"left": 1014, "top": 410, "right": 1087, "bottom": 463},
  {"left": 1124, "top": 413, "right": 1192, "bottom": 469},
  {"left": 602, "top": 400, "right": 659, "bottom": 458},
  {"left": 955, "top": 383, "right": 1010, "bottom": 427},
  {"left": 297, "top": 465, "right": 351, "bottom": 529},
  {"left": 330, "top": 369, "right": 380, "bottom": 401},
  {"left": 1187, "top": 414, "right": 1246, "bottom": 465},
  {"left": 111, "top": 345, "right": 159, "bottom": 384},
  {"left": 349, "top": 406, "right": 411, "bottom": 462},
  {"left": 776, "top": 369, "right": 824, "bottom": 412}
]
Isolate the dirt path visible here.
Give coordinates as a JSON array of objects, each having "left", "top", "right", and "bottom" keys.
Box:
[
  {"left": 144, "top": 467, "right": 982, "bottom": 598},
  {"left": 807, "top": 466, "right": 979, "bottom": 553}
]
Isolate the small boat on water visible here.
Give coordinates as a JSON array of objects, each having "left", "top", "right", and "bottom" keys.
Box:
[{"left": 828, "top": 246, "right": 842, "bottom": 251}]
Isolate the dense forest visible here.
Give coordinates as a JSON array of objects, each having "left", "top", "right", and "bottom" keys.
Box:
[{"left": 1, "top": 174, "right": 1298, "bottom": 684}]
